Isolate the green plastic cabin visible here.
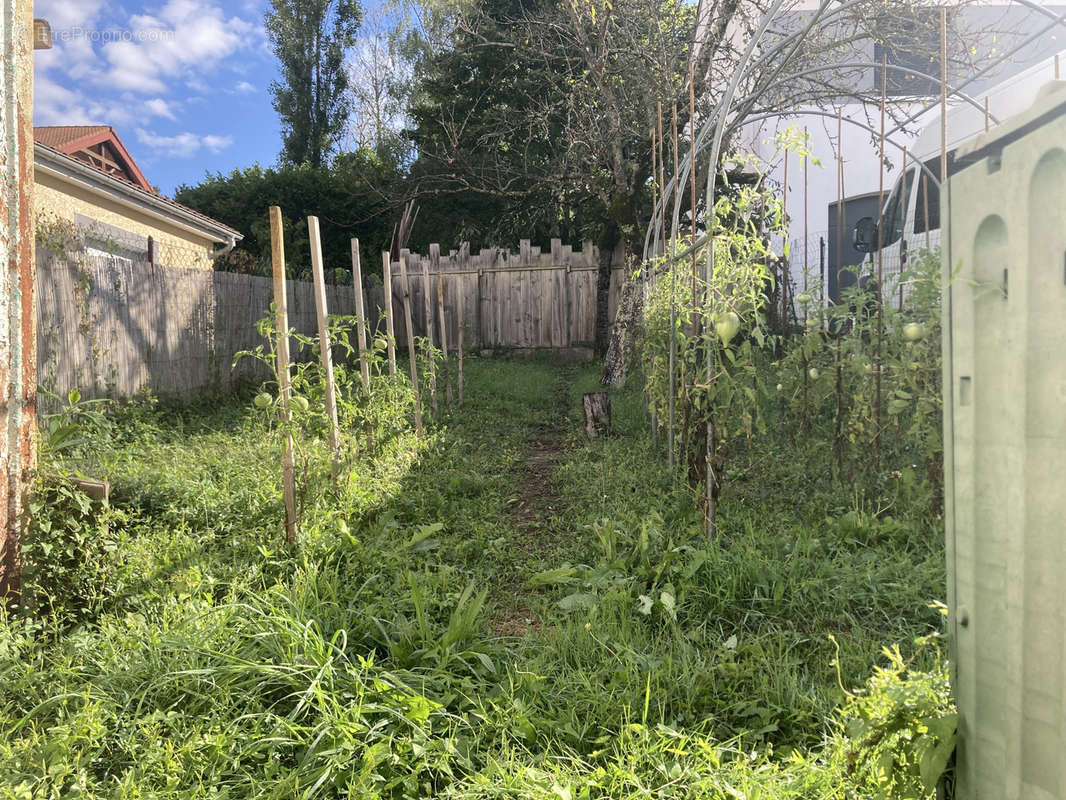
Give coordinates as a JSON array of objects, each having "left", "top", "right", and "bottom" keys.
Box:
[{"left": 943, "top": 81, "right": 1066, "bottom": 800}]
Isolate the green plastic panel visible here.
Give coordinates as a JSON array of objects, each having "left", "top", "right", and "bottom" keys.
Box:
[{"left": 944, "top": 81, "right": 1066, "bottom": 800}]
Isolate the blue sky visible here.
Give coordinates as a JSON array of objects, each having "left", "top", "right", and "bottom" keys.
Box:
[{"left": 34, "top": 0, "right": 284, "bottom": 196}]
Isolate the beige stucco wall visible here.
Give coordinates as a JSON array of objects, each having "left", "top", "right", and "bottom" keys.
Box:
[{"left": 34, "top": 170, "right": 217, "bottom": 270}]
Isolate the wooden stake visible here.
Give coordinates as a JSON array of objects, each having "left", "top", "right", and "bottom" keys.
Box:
[
  {"left": 836, "top": 109, "right": 843, "bottom": 293},
  {"left": 398, "top": 251, "right": 424, "bottom": 437},
  {"left": 308, "top": 216, "right": 343, "bottom": 476},
  {"left": 781, "top": 145, "right": 789, "bottom": 331},
  {"left": 651, "top": 122, "right": 659, "bottom": 258},
  {"left": 689, "top": 61, "right": 698, "bottom": 337},
  {"left": 899, "top": 150, "right": 908, "bottom": 310},
  {"left": 923, "top": 174, "right": 931, "bottom": 249},
  {"left": 456, "top": 272, "right": 465, "bottom": 407},
  {"left": 834, "top": 111, "right": 845, "bottom": 472},
  {"left": 657, "top": 101, "right": 667, "bottom": 258},
  {"left": 941, "top": 8, "right": 948, "bottom": 185},
  {"left": 432, "top": 244, "right": 452, "bottom": 406},
  {"left": 668, "top": 102, "right": 678, "bottom": 472},
  {"left": 783, "top": 148, "right": 788, "bottom": 229},
  {"left": 875, "top": 52, "right": 887, "bottom": 462},
  {"left": 984, "top": 96, "right": 990, "bottom": 133},
  {"left": 648, "top": 120, "right": 659, "bottom": 447},
  {"left": 421, "top": 257, "right": 438, "bottom": 419},
  {"left": 382, "top": 252, "right": 397, "bottom": 375},
  {"left": 671, "top": 105, "right": 680, "bottom": 245},
  {"left": 803, "top": 126, "right": 809, "bottom": 301},
  {"left": 268, "top": 206, "right": 297, "bottom": 542},
  {"left": 351, "top": 239, "right": 371, "bottom": 394},
  {"left": 704, "top": 88, "right": 717, "bottom": 539}
]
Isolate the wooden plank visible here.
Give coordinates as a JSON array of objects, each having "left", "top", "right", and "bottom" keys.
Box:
[
  {"left": 432, "top": 244, "right": 452, "bottom": 406},
  {"left": 564, "top": 258, "right": 573, "bottom": 348},
  {"left": 351, "top": 239, "right": 371, "bottom": 392},
  {"left": 308, "top": 216, "right": 342, "bottom": 476},
  {"left": 472, "top": 246, "right": 483, "bottom": 350},
  {"left": 382, "top": 252, "right": 397, "bottom": 375},
  {"left": 269, "top": 206, "right": 298, "bottom": 542},
  {"left": 551, "top": 238, "right": 563, "bottom": 348},
  {"left": 421, "top": 255, "right": 438, "bottom": 419},
  {"left": 456, "top": 271, "right": 464, "bottom": 407},
  {"left": 398, "top": 250, "right": 424, "bottom": 437}
]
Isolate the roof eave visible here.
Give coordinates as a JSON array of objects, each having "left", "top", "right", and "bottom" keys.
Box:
[{"left": 34, "top": 143, "right": 243, "bottom": 245}]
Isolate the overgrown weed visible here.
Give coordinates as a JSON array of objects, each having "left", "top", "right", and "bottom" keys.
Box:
[{"left": 3, "top": 356, "right": 950, "bottom": 798}]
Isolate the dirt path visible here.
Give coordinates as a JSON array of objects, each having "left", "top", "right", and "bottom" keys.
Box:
[{"left": 490, "top": 371, "right": 575, "bottom": 636}]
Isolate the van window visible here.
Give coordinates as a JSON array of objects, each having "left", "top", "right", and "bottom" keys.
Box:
[
  {"left": 913, "top": 152, "right": 961, "bottom": 234},
  {"left": 914, "top": 161, "right": 939, "bottom": 233},
  {"left": 880, "top": 169, "right": 915, "bottom": 247}
]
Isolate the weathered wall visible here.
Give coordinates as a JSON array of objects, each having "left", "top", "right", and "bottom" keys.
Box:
[
  {"left": 35, "top": 171, "right": 217, "bottom": 270},
  {"left": 1, "top": 0, "right": 37, "bottom": 599}
]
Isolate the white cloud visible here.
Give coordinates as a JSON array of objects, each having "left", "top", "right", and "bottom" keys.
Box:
[
  {"left": 202, "top": 134, "right": 234, "bottom": 153},
  {"left": 102, "top": 41, "right": 168, "bottom": 93},
  {"left": 135, "top": 128, "right": 233, "bottom": 158},
  {"left": 35, "top": 75, "right": 183, "bottom": 127},
  {"left": 99, "top": 0, "right": 257, "bottom": 93},
  {"left": 144, "top": 98, "right": 177, "bottom": 120},
  {"left": 34, "top": 1, "right": 263, "bottom": 157},
  {"left": 38, "top": 0, "right": 262, "bottom": 98},
  {"left": 35, "top": 0, "right": 104, "bottom": 33}
]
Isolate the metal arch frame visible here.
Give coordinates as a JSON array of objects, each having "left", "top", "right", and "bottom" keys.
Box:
[
  {"left": 695, "top": 0, "right": 794, "bottom": 534},
  {"left": 649, "top": 107, "right": 943, "bottom": 270},
  {"left": 647, "top": 60, "right": 999, "bottom": 258},
  {"left": 642, "top": 0, "right": 1066, "bottom": 534},
  {"left": 884, "top": 0, "right": 1066, "bottom": 139},
  {"left": 645, "top": 0, "right": 1066, "bottom": 259}
]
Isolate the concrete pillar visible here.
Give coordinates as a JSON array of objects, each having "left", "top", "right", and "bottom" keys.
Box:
[{"left": 0, "top": 0, "right": 37, "bottom": 600}]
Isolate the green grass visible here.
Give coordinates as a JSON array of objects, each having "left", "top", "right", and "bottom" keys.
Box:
[{"left": 1, "top": 356, "right": 950, "bottom": 798}]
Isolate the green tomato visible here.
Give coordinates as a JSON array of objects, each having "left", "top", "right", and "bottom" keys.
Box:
[
  {"left": 796, "top": 293, "right": 812, "bottom": 305},
  {"left": 291, "top": 396, "right": 310, "bottom": 414},
  {"left": 374, "top": 337, "right": 387, "bottom": 350},
  {"left": 715, "top": 311, "right": 742, "bottom": 345},
  {"left": 808, "top": 367, "right": 820, "bottom": 380},
  {"left": 253, "top": 392, "right": 273, "bottom": 409},
  {"left": 776, "top": 383, "right": 783, "bottom": 392},
  {"left": 903, "top": 322, "right": 925, "bottom": 342},
  {"left": 805, "top": 317, "right": 820, "bottom": 329}
]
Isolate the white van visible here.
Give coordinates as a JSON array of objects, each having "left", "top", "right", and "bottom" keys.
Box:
[{"left": 852, "top": 49, "right": 1066, "bottom": 275}]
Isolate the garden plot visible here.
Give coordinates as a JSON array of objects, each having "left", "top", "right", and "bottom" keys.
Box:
[{"left": 4, "top": 357, "right": 950, "bottom": 798}]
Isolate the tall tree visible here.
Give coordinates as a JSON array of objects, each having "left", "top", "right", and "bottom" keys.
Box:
[
  {"left": 408, "top": 0, "right": 995, "bottom": 363},
  {"left": 407, "top": 0, "right": 694, "bottom": 350},
  {"left": 267, "top": 0, "right": 362, "bottom": 167}
]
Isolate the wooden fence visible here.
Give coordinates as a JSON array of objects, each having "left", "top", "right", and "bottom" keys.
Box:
[
  {"left": 385, "top": 240, "right": 623, "bottom": 351},
  {"left": 36, "top": 240, "right": 622, "bottom": 402},
  {"left": 36, "top": 249, "right": 356, "bottom": 401}
]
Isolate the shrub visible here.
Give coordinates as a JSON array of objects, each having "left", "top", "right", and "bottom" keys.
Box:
[{"left": 21, "top": 477, "right": 120, "bottom": 621}]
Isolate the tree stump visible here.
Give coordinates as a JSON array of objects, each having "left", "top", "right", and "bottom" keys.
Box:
[{"left": 582, "top": 392, "right": 611, "bottom": 439}]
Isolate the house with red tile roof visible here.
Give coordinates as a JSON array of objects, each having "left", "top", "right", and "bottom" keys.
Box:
[{"left": 34, "top": 126, "right": 241, "bottom": 270}]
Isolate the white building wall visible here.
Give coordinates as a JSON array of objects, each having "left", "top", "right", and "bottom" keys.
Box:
[{"left": 732, "top": 1, "right": 1066, "bottom": 301}]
